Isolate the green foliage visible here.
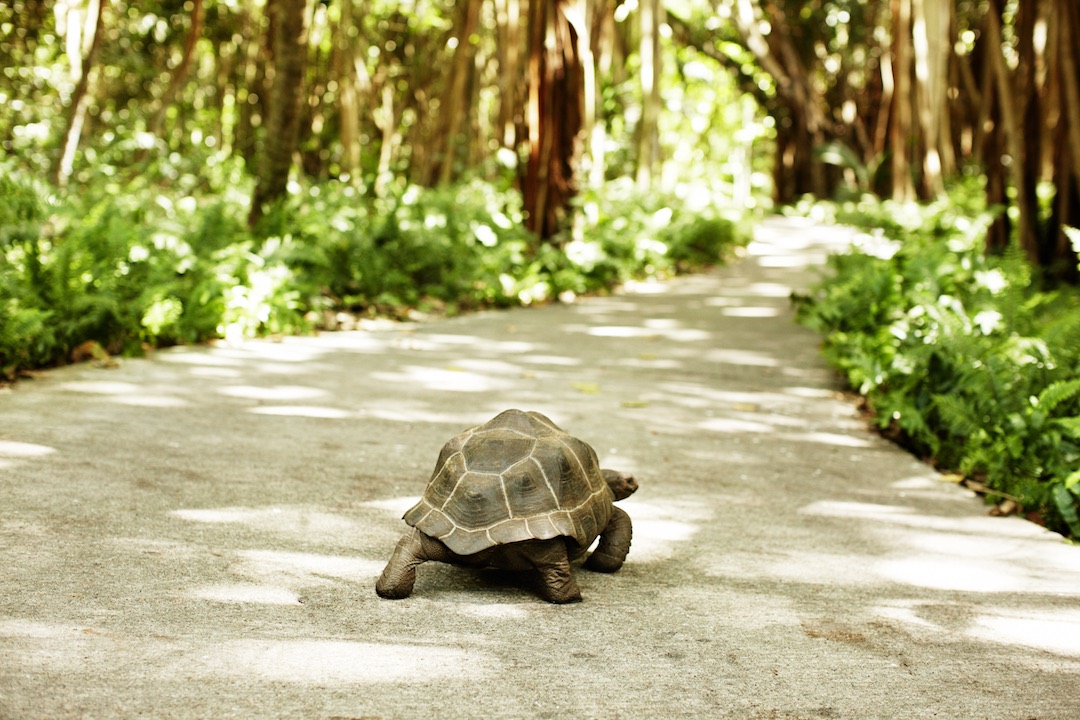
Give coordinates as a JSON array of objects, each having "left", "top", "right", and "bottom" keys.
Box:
[
  {"left": 794, "top": 193, "right": 1080, "bottom": 538},
  {"left": 262, "top": 176, "right": 748, "bottom": 312},
  {"left": 0, "top": 167, "right": 749, "bottom": 380},
  {"left": 0, "top": 164, "right": 283, "bottom": 376},
  {"left": 260, "top": 179, "right": 538, "bottom": 313},
  {"left": 1, "top": 169, "right": 58, "bottom": 374},
  {"left": 565, "top": 178, "right": 750, "bottom": 294},
  {"left": 1054, "top": 469, "right": 1080, "bottom": 538}
]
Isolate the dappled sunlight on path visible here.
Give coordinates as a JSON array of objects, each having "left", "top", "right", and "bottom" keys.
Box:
[
  {"left": 2, "top": 217, "right": 1079, "bottom": 718},
  {"left": 183, "top": 638, "right": 498, "bottom": 684}
]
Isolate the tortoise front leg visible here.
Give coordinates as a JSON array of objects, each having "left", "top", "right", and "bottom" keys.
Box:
[
  {"left": 376, "top": 528, "right": 453, "bottom": 599},
  {"left": 524, "top": 539, "right": 582, "bottom": 604},
  {"left": 585, "top": 506, "right": 632, "bottom": 573}
]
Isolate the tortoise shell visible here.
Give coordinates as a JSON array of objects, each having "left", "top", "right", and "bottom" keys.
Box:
[{"left": 402, "top": 409, "right": 614, "bottom": 556}]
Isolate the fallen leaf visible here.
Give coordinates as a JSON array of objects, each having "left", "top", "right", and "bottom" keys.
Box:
[
  {"left": 990, "top": 499, "right": 1019, "bottom": 517},
  {"left": 71, "top": 340, "right": 118, "bottom": 368},
  {"left": 571, "top": 382, "right": 601, "bottom": 395},
  {"left": 621, "top": 400, "right": 649, "bottom": 408}
]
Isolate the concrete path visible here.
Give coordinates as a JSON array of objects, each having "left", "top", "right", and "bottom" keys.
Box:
[{"left": 2, "top": 217, "right": 1079, "bottom": 720}]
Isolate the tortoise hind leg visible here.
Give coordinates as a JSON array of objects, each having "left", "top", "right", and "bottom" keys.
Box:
[
  {"left": 376, "top": 528, "right": 453, "bottom": 599},
  {"left": 585, "top": 506, "right": 632, "bottom": 573},
  {"left": 523, "top": 539, "right": 582, "bottom": 604}
]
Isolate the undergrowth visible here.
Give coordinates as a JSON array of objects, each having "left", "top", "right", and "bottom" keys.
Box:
[
  {"left": 0, "top": 166, "right": 748, "bottom": 379},
  {"left": 792, "top": 191, "right": 1080, "bottom": 539}
]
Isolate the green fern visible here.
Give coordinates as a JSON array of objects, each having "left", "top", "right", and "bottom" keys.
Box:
[
  {"left": 1052, "top": 417, "right": 1080, "bottom": 441},
  {"left": 1037, "top": 379, "right": 1080, "bottom": 415},
  {"left": 1040, "top": 305, "right": 1080, "bottom": 361},
  {"left": 1052, "top": 471, "right": 1080, "bottom": 538},
  {"left": 794, "top": 191, "right": 1080, "bottom": 537},
  {"left": 933, "top": 392, "right": 985, "bottom": 439}
]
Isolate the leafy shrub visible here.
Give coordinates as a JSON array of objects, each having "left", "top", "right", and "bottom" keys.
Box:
[
  {"left": 263, "top": 176, "right": 749, "bottom": 311},
  {"left": 261, "top": 178, "right": 536, "bottom": 313},
  {"left": 0, "top": 166, "right": 281, "bottom": 371},
  {"left": 794, "top": 193, "right": 1080, "bottom": 537},
  {"left": 566, "top": 178, "right": 750, "bottom": 292},
  {"left": 0, "top": 169, "right": 59, "bottom": 375},
  {"left": 0, "top": 168, "right": 750, "bottom": 380}
]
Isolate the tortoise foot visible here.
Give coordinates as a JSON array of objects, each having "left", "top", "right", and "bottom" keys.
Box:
[
  {"left": 375, "top": 528, "right": 430, "bottom": 599},
  {"left": 542, "top": 587, "right": 583, "bottom": 604},
  {"left": 375, "top": 563, "right": 416, "bottom": 599},
  {"left": 537, "top": 571, "right": 583, "bottom": 603},
  {"left": 375, "top": 575, "right": 413, "bottom": 599},
  {"left": 584, "top": 551, "right": 625, "bottom": 573},
  {"left": 528, "top": 539, "right": 582, "bottom": 603}
]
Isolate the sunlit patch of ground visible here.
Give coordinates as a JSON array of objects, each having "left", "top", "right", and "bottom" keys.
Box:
[
  {"left": 0, "top": 620, "right": 498, "bottom": 685},
  {"left": 455, "top": 602, "right": 531, "bottom": 620},
  {"left": 192, "top": 583, "right": 303, "bottom": 605},
  {"left": 181, "top": 639, "right": 497, "bottom": 684},
  {"left": 0, "top": 440, "right": 57, "bottom": 470},
  {"left": 617, "top": 497, "right": 711, "bottom": 563},
  {"left": 876, "top": 600, "right": 1080, "bottom": 660}
]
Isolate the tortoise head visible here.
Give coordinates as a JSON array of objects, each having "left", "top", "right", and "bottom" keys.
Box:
[{"left": 601, "top": 469, "right": 638, "bottom": 501}]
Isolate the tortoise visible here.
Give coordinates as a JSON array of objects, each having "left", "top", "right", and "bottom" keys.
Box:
[{"left": 376, "top": 409, "right": 638, "bottom": 603}]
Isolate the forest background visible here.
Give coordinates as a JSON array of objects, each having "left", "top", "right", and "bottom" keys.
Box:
[{"left": 1, "top": 0, "right": 1079, "bottom": 535}]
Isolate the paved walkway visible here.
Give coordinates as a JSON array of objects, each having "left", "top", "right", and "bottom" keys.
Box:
[{"left": 2, "top": 217, "right": 1079, "bottom": 719}]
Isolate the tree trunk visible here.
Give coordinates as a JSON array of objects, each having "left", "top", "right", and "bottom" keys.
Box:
[
  {"left": 335, "top": 0, "right": 370, "bottom": 182},
  {"left": 521, "top": 0, "right": 584, "bottom": 240},
  {"left": 982, "top": 60, "right": 1010, "bottom": 254},
  {"left": 146, "top": 0, "right": 205, "bottom": 144},
  {"left": 911, "top": 0, "right": 951, "bottom": 198},
  {"left": 373, "top": 82, "right": 401, "bottom": 197},
  {"left": 53, "top": 0, "right": 106, "bottom": 188},
  {"left": 587, "top": 0, "right": 613, "bottom": 186},
  {"left": 1046, "top": 0, "right": 1080, "bottom": 280},
  {"left": 1015, "top": 0, "right": 1044, "bottom": 264},
  {"left": 734, "top": 0, "right": 828, "bottom": 202},
  {"left": 249, "top": 0, "right": 311, "bottom": 226},
  {"left": 235, "top": 0, "right": 270, "bottom": 173},
  {"left": 438, "top": 0, "right": 482, "bottom": 185},
  {"left": 983, "top": 0, "right": 1022, "bottom": 253},
  {"left": 563, "top": 0, "right": 601, "bottom": 188},
  {"left": 494, "top": 0, "right": 524, "bottom": 151},
  {"left": 874, "top": 26, "right": 895, "bottom": 163},
  {"left": 1057, "top": 0, "right": 1080, "bottom": 178},
  {"left": 889, "top": 0, "right": 915, "bottom": 202},
  {"left": 635, "top": 0, "right": 661, "bottom": 190}
]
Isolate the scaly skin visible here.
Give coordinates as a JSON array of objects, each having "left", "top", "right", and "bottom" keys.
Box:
[
  {"left": 585, "top": 506, "right": 632, "bottom": 573},
  {"left": 376, "top": 530, "right": 584, "bottom": 603},
  {"left": 375, "top": 468, "right": 636, "bottom": 603}
]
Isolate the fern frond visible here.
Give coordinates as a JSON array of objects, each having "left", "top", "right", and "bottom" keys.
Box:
[
  {"left": 932, "top": 392, "right": 985, "bottom": 438},
  {"left": 1037, "top": 379, "right": 1080, "bottom": 415},
  {"left": 1052, "top": 482, "right": 1080, "bottom": 538},
  {"left": 1041, "top": 303, "right": 1080, "bottom": 353},
  {"left": 1051, "top": 416, "right": 1080, "bottom": 441}
]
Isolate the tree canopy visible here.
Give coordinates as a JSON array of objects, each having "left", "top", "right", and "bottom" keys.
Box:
[{"left": 3, "top": 0, "right": 1077, "bottom": 276}]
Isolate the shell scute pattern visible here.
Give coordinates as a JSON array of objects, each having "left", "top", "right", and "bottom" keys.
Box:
[
  {"left": 402, "top": 410, "right": 614, "bottom": 555},
  {"left": 425, "top": 452, "right": 467, "bottom": 510}
]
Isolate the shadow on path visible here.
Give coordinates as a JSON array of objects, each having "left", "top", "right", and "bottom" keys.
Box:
[{"left": 2, "top": 217, "right": 1079, "bottom": 719}]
